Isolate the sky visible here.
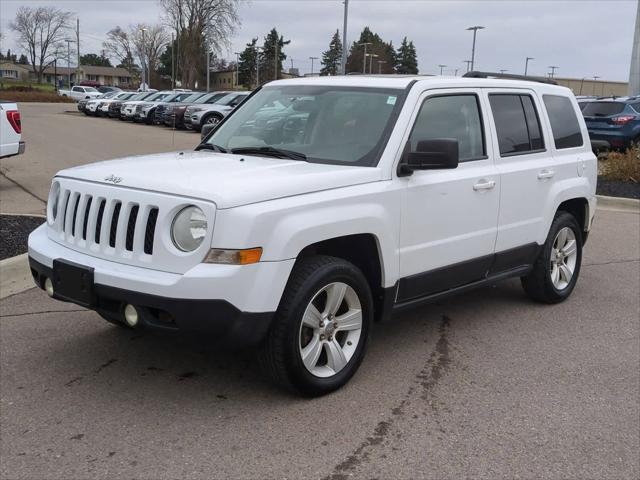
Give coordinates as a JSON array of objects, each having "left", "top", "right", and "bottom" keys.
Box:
[{"left": 0, "top": 0, "right": 637, "bottom": 81}]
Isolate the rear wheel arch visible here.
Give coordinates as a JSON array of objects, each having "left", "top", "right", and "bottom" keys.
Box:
[{"left": 556, "top": 197, "right": 589, "bottom": 244}]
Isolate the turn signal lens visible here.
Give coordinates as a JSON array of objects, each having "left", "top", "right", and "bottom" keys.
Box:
[{"left": 204, "top": 248, "right": 262, "bottom": 265}]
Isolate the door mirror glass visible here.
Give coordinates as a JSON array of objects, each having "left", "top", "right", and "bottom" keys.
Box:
[{"left": 400, "top": 138, "right": 459, "bottom": 174}]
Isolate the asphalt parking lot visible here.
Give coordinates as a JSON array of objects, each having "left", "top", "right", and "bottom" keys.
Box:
[{"left": 1, "top": 103, "right": 639, "bottom": 479}]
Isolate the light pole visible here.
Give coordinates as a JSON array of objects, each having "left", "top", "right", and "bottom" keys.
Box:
[
  {"left": 309, "top": 56, "right": 319, "bottom": 76},
  {"left": 548, "top": 65, "right": 558, "bottom": 79},
  {"left": 65, "top": 39, "right": 73, "bottom": 87},
  {"left": 368, "top": 53, "right": 378, "bottom": 74},
  {"left": 206, "top": 49, "right": 211, "bottom": 92},
  {"left": 377, "top": 60, "right": 386, "bottom": 74},
  {"left": 463, "top": 60, "right": 472, "bottom": 72},
  {"left": 255, "top": 46, "right": 263, "bottom": 88},
  {"left": 234, "top": 51, "right": 240, "bottom": 89},
  {"left": 140, "top": 27, "right": 148, "bottom": 90},
  {"left": 341, "top": 0, "right": 349, "bottom": 74},
  {"left": 524, "top": 57, "right": 534, "bottom": 76},
  {"left": 592, "top": 76, "right": 600, "bottom": 95},
  {"left": 438, "top": 64, "right": 447, "bottom": 75},
  {"left": 466, "top": 26, "right": 484, "bottom": 71},
  {"left": 359, "top": 42, "right": 371, "bottom": 74}
]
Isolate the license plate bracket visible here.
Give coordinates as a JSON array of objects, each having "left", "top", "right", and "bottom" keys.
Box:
[{"left": 52, "top": 259, "right": 95, "bottom": 307}]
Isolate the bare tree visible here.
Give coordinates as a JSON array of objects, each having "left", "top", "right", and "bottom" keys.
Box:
[
  {"left": 103, "top": 26, "right": 135, "bottom": 72},
  {"left": 159, "top": 0, "right": 241, "bottom": 88},
  {"left": 10, "top": 6, "right": 72, "bottom": 83},
  {"left": 131, "top": 24, "right": 169, "bottom": 80}
]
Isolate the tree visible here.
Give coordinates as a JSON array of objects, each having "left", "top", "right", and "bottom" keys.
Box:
[
  {"left": 103, "top": 26, "right": 136, "bottom": 75},
  {"left": 259, "top": 28, "right": 289, "bottom": 83},
  {"left": 130, "top": 24, "right": 169, "bottom": 84},
  {"left": 395, "top": 37, "right": 418, "bottom": 74},
  {"left": 80, "top": 53, "right": 112, "bottom": 67},
  {"left": 345, "top": 27, "right": 396, "bottom": 75},
  {"left": 10, "top": 6, "right": 72, "bottom": 83},
  {"left": 237, "top": 38, "right": 258, "bottom": 89},
  {"left": 18, "top": 54, "right": 29, "bottom": 65},
  {"left": 320, "top": 30, "right": 342, "bottom": 76},
  {"left": 160, "top": 0, "right": 241, "bottom": 89}
]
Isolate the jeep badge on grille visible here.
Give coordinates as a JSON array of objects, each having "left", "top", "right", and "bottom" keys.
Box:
[{"left": 104, "top": 174, "right": 122, "bottom": 184}]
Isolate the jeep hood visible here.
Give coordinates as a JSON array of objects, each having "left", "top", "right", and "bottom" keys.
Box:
[{"left": 56, "top": 150, "right": 382, "bottom": 209}]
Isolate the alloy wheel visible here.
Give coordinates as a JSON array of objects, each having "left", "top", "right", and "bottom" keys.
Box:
[{"left": 550, "top": 226, "right": 578, "bottom": 290}]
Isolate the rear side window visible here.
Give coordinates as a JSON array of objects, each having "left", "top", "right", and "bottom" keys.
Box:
[
  {"left": 409, "top": 94, "right": 485, "bottom": 161},
  {"left": 489, "top": 94, "right": 545, "bottom": 155},
  {"left": 581, "top": 102, "right": 625, "bottom": 116},
  {"left": 543, "top": 95, "right": 584, "bottom": 149}
]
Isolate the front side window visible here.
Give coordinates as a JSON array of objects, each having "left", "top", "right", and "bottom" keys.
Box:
[
  {"left": 489, "top": 94, "right": 545, "bottom": 156},
  {"left": 543, "top": 95, "right": 584, "bottom": 149},
  {"left": 205, "top": 85, "right": 404, "bottom": 166},
  {"left": 408, "top": 94, "right": 485, "bottom": 162}
]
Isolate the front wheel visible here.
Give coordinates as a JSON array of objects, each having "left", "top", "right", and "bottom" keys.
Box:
[
  {"left": 521, "top": 211, "right": 583, "bottom": 303},
  {"left": 260, "top": 255, "right": 373, "bottom": 396}
]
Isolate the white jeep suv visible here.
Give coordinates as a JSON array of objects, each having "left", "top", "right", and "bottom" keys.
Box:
[{"left": 28, "top": 73, "right": 597, "bottom": 396}]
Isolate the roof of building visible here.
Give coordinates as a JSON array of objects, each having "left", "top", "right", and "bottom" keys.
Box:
[{"left": 0, "top": 62, "right": 131, "bottom": 77}]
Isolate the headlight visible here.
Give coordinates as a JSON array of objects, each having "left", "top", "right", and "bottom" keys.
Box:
[
  {"left": 171, "top": 206, "right": 207, "bottom": 252},
  {"left": 48, "top": 181, "right": 61, "bottom": 223}
]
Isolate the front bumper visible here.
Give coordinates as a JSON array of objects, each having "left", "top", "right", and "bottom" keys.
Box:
[{"left": 28, "top": 225, "right": 294, "bottom": 345}]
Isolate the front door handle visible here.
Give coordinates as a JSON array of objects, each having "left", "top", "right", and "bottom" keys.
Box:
[
  {"left": 473, "top": 179, "right": 496, "bottom": 191},
  {"left": 537, "top": 169, "right": 555, "bottom": 180}
]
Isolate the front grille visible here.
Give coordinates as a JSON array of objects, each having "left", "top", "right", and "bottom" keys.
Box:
[{"left": 56, "top": 188, "right": 159, "bottom": 258}]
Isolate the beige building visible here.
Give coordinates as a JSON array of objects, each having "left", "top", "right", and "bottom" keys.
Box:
[
  {"left": 554, "top": 77, "right": 629, "bottom": 97},
  {"left": 0, "top": 62, "right": 133, "bottom": 87}
]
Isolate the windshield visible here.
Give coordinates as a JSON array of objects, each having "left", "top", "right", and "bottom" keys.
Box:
[
  {"left": 194, "top": 92, "right": 226, "bottom": 104},
  {"left": 582, "top": 102, "right": 625, "bottom": 117},
  {"left": 100, "top": 91, "right": 118, "bottom": 99},
  {"left": 181, "top": 92, "right": 204, "bottom": 103},
  {"left": 84, "top": 87, "right": 98, "bottom": 92},
  {"left": 147, "top": 92, "right": 169, "bottom": 102},
  {"left": 205, "top": 85, "right": 403, "bottom": 166},
  {"left": 217, "top": 93, "right": 246, "bottom": 106}
]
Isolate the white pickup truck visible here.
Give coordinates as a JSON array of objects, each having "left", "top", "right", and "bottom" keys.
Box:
[
  {"left": 29, "top": 73, "right": 597, "bottom": 396},
  {"left": 58, "top": 85, "right": 102, "bottom": 101},
  {"left": 0, "top": 101, "right": 25, "bottom": 158}
]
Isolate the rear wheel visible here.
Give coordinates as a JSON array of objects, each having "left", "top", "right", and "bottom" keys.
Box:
[
  {"left": 203, "top": 113, "right": 223, "bottom": 127},
  {"left": 260, "top": 255, "right": 373, "bottom": 396},
  {"left": 521, "top": 211, "right": 582, "bottom": 303}
]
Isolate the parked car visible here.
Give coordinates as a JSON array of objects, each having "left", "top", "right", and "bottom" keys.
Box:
[
  {"left": 151, "top": 92, "right": 206, "bottom": 125},
  {"left": 0, "top": 101, "right": 24, "bottom": 158},
  {"left": 582, "top": 97, "right": 640, "bottom": 151},
  {"left": 58, "top": 85, "right": 102, "bottom": 101},
  {"left": 184, "top": 92, "right": 250, "bottom": 131},
  {"left": 77, "top": 99, "right": 89, "bottom": 113},
  {"left": 120, "top": 91, "right": 171, "bottom": 121},
  {"left": 96, "top": 92, "right": 137, "bottom": 116},
  {"left": 164, "top": 91, "right": 230, "bottom": 129},
  {"left": 108, "top": 91, "right": 149, "bottom": 118},
  {"left": 84, "top": 91, "right": 122, "bottom": 116},
  {"left": 28, "top": 74, "right": 597, "bottom": 395},
  {"left": 97, "top": 86, "right": 122, "bottom": 94}
]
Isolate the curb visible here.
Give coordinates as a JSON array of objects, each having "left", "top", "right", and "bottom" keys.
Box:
[
  {"left": 0, "top": 253, "right": 34, "bottom": 300},
  {"left": 596, "top": 195, "right": 640, "bottom": 213}
]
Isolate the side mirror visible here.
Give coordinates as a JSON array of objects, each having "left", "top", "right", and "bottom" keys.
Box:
[
  {"left": 201, "top": 123, "right": 216, "bottom": 140},
  {"left": 398, "top": 138, "right": 459, "bottom": 176}
]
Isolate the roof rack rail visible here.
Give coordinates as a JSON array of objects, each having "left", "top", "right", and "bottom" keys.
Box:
[{"left": 463, "top": 71, "right": 558, "bottom": 85}]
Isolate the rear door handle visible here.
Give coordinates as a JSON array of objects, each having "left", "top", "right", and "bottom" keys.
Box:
[
  {"left": 537, "top": 169, "right": 555, "bottom": 180},
  {"left": 473, "top": 180, "right": 496, "bottom": 191}
]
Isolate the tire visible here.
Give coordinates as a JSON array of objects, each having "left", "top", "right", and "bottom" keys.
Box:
[
  {"left": 259, "top": 255, "right": 373, "bottom": 396},
  {"left": 145, "top": 110, "right": 155, "bottom": 125},
  {"left": 202, "top": 113, "right": 223, "bottom": 128},
  {"left": 521, "top": 211, "right": 583, "bottom": 304}
]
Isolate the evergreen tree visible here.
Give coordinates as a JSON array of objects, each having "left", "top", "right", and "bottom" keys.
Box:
[
  {"left": 18, "top": 54, "right": 29, "bottom": 65},
  {"left": 80, "top": 53, "right": 112, "bottom": 67},
  {"left": 259, "top": 28, "right": 290, "bottom": 83},
  {"left": 320, "top": 29, "right": 342, "bottom": 76},
  {"left": 395, "top": 37, "right": 418, "bottom": 74},
  {"left": 345, "top": 27, "right": 396, "bottom": 74},
  {"left": 237, "top": 38, "right": 258, "bottom": 88}
]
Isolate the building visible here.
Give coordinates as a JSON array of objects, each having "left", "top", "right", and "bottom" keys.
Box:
[
  {"left": 0, "top": 62, "right": 133, "bottom": 87},
  {"left": 553, "top": 77, "right": 629, "bottom": 97}
]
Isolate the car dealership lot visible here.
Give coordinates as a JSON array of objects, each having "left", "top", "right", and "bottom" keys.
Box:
[{"left": 1, "top": 102, "right": 639, "bottom": 479}]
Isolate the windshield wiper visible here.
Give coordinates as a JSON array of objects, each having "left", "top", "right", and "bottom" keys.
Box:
[
  {"left": 195, "top": 143, "right": 227, "bottom": 153},
  {"left": 231, "top": 146, "right": 307, "bottom": 161}
]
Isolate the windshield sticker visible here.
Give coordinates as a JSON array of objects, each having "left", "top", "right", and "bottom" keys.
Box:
[{"left": 387, "top": 96, "right": 397, "bottom": 105}]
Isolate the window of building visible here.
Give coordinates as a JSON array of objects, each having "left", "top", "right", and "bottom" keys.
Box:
[
  {"left": 543, "top": 95, "right": 584, "bottom": 149},
  {"left": 409, "top": 94, "right": 485, "bottom": 162},
  {"left": 489, "top": 94, "right": 545, "bottom": 156}
]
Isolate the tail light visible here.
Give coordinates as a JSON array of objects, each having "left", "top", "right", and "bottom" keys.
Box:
[
  {"left": 611, "top": 115, "right": 635, "bottom": 125},
  {"left": 6, "top": 110, "right": 21, "bottom": 134}
]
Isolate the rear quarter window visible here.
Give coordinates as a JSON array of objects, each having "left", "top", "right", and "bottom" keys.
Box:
[{"left": 542, "top": 95, "right": 584, "bottom": 149}]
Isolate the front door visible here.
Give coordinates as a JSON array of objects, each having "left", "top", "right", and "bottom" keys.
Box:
[{"left": 398, "top": 89, "right": 500, "bottom": 302}]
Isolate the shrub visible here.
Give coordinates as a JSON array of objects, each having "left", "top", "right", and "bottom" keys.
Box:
[
  {"left": 601, "top": 146, "right": 640, "bottom": 183},
  {"left": 0, "top": 91, "right": 74, "bottom": 103}
]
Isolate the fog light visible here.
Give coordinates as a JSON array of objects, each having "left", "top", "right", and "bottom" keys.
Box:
[
  {"left": 44, "top": 277, "right": 54, "bottom": 297},
  {"left": 124, "top": 304, "right": 139, "bottom": 327}
]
